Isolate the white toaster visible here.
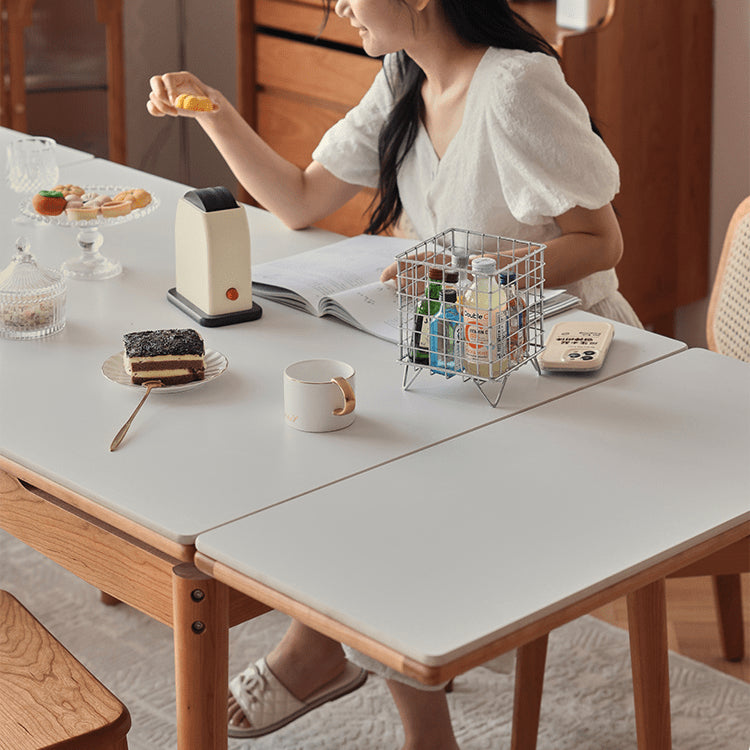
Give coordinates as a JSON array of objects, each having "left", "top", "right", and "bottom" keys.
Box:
[{"left": 168, "top": 186, "right": 262, "bottom": 326}]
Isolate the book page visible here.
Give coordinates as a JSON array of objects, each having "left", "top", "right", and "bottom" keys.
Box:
[
  {"left": 252, "top": 233, "right": 580, "bottom": 341},
  {"left": 321, "top": 281, "right": 401, "bottom": 343},
  {"left": 252, "top": 235, "right": 416, "bottom": 313}
]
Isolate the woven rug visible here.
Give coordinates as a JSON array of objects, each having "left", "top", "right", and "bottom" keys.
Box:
[{"left": 1, "top": 529, "right": 748, "bottom": 749}]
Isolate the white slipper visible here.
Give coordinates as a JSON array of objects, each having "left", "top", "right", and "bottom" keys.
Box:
[{"left": 228, "top": 657, "right": 368, "bottom": 739}]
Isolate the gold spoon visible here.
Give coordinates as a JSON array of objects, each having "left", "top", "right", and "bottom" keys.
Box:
[{"left": 109, "top": 380, "right": 164, "bottom": 451}]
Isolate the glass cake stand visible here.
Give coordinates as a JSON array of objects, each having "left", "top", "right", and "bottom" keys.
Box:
[{"left": 21, "top": 186, "right": 160, "bottom": 281}]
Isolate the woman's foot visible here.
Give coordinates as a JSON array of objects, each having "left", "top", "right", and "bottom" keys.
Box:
[{"left": 227, "top": 620, "right": 350, "bottom": 733}]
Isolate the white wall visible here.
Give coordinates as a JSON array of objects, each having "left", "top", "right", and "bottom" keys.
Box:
[
  {"left": 123, "top": 0, "right": 237, "bottom": 192},
  {"left": 674, "top": 0, "right": 750, "bottom": 347},
  {"left": 123, "top": 2, "right": 750, "bottom": 349}
]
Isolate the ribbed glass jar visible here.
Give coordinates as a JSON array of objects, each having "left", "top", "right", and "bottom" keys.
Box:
[{"left": 0, "top": 238, "right": 66, "bottom": 339}]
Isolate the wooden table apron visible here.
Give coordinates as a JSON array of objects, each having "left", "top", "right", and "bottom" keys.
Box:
[
  {"left": 0, "top": 461, "right": 273, "bottom": 750},
  {"left": 195, "top": 527, "right": 750, "bottom": 750},
  {"left": 196, "top": 524, "right": 750, "bottom": 689}
]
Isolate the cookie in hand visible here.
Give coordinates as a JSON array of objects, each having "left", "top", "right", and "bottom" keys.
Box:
[{"left": 174, "top": 93, "right": 216, "bottom": 112}]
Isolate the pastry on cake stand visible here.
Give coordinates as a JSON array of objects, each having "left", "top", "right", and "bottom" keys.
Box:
[{"left": 21, "top": 186, "right": 160, "bottom": 281}]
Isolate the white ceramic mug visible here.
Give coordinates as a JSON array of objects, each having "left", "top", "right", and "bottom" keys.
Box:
[{"left": 284, "top": 359, "right": 356, "bottom": 432}]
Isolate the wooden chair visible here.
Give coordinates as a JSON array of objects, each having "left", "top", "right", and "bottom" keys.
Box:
[
  {"left": 665, "top": 195, "right": 750, "bottom": 662},
  {"left": 0, "top": 0, "right": 126, "bottom": 163},
  {"left": 705, "top": 195, "right": 750, "bottom": 362},
  {"left": 0, "top": 589, "right": 131, "bottom": 749}
]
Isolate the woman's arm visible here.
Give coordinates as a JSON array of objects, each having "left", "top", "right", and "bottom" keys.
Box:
[
  {"left": 148, "top": 72, "right": 361, "bottom": 229},
  {"left": 540, "top": 203, "right": 623, "bottom": 288},
  {"left": 379, "top": 203, "right": 623, "bottom": 285}
]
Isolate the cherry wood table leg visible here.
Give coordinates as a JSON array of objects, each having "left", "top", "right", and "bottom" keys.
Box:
[
  {"left": 99, "top": 591, "right": 121, "bottom": 606},
  {"left": 172, "top": 563, "right": 229, "bottom": 750},
  {"left": 627, "top": 580, "right": 672, "bottom": 750},
  {"left": 511, "top": 633, "right": 549, "bottom": 750},
  {"left": 712, "top": 573, "right": 745, "bottom": 661}
]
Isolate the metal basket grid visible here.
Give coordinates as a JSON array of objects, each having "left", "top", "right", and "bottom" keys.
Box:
[{"left": 395, "top": 228, "right": 545, "bottom": 406}]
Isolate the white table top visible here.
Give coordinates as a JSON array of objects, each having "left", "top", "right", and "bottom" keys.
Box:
[
  {"left": 0, "top": 156, "right": 686, "bottom": 544},
  {"left": 196, "top": 348, "right": 750, "bottom": 666}
]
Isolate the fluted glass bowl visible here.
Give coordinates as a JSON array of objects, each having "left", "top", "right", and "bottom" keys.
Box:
[{"left": 0, "top": 238, "right": 66, "bottom": 339}]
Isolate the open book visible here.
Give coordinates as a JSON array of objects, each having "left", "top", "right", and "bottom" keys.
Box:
[{"left": 251, "top": 235, "right": 580, "bottom": 344}]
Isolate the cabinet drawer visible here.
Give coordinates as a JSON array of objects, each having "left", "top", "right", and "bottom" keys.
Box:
[
  {"left": 257, "top": 90, "right": 341, "bottom": 167},
  {"left": 256, "top": 35, "right": 380, "bottom": 109},
  {"left": 256, "top": 0, "right": 363, "bottom": 47},
  {"left": 257, "top": 90, "right": 374, "bottom": 236}
]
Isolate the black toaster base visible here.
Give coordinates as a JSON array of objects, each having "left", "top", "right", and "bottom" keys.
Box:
[{"left": 167, "top": 288, "right": 263, "bottom": 327}]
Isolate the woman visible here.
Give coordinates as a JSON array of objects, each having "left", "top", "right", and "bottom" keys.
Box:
[{"left": 148, "top": 1, "right": 641, "bottom": 746}]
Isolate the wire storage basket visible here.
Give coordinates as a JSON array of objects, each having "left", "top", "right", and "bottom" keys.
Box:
[{"left": 395, "top": 228, "right": 545, "bottom": 406}]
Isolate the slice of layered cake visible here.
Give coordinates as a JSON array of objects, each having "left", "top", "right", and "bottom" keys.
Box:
[{"left": 123, "top": 328, "right": 205, "bottom": 385}]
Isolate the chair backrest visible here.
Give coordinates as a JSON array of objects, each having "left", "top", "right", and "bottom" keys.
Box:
[{"left": 706, "top": 195, "right": 750, "bottom": 361}]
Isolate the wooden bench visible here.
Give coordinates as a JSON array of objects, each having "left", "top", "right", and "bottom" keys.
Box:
[{"left": 0, "top": 590, "right": 131, "bottom": 749}]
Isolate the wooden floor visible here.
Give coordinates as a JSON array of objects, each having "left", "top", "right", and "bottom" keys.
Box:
[{"left": 591, "top": 574, "right": 750, "bottom": 682}]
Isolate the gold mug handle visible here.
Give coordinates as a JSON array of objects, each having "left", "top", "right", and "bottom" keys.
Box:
[{"left": 331, "top": 376, "right": 355, "bottom": 416}]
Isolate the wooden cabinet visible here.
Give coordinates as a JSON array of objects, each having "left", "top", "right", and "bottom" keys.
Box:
[
  {"left": 0, "top": 0, "right": 126, "bottom": 163},
  {"left": 238, "top": 0, "right": 380, "bottom": 235},
  {"left": 238, "top": 0, "right": 713, "bottom": 332},
  {"left": 515, "top": 0, "right": 713, "bottom": 332}
]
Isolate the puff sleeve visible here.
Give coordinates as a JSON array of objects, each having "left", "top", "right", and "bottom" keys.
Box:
[
  {"left": 311, "top": 57, "right": 396, "bottom": 188},
  {"left": 489, "top": 52, "right": 620, "bottom": 226}
]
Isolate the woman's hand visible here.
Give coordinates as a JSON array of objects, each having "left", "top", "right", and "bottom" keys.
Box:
[
  {"left": 147, "top": 71, "right": 220, "bottom": 118},
  {"left": 379, "top": 249, "right": 452, "bottom": 299},
  {"left": 380, "top": 260, "right": 400, "bottom": 283}
]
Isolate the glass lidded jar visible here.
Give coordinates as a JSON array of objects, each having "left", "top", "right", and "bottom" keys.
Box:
[{"left": 0, "top": 238, "right": 66, "bottom": 339}]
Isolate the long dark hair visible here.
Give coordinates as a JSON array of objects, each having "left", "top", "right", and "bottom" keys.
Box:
[{"left": 322, "top": 1, "right": 558, "bottom": 235}]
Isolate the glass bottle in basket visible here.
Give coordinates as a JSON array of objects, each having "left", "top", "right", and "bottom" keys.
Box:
[
  {"left": 411, "top": 266, "right": 444, "bottom": 365},
  {"left": 429, "top": 270, "right": 462, "bottom": 377},
  {"left": 500, "top": 272, "right": 527, "bottom": 368},
  {"left": 461, "top": 257, "right": 505, "bottom": 379},
  {"left": 450, "top": 245, "right": 471, "bottom": 302}
]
